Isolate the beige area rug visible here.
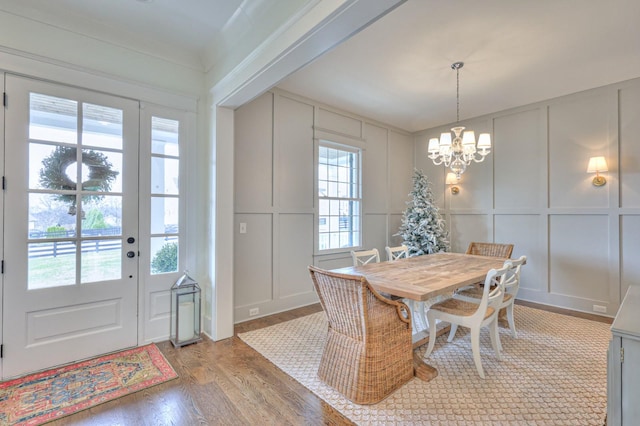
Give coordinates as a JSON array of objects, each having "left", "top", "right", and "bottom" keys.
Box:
[{"left": 238, "top": 305, "right": 609, "bottom": 425}]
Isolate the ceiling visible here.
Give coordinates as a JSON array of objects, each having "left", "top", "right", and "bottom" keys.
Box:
[
  {"left": 2, "top": 0, "right": 639, "bottom": 132},
  {"left": 278, "top": 0, "right": 640, "bottom": 131},
  {"left": 0, "top": 0, "right": 286, "bottom": 70}
]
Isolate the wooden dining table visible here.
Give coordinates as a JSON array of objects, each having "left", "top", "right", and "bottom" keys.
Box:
[{"left": 331, "top": 252, "right": 508, "bottom": 381}]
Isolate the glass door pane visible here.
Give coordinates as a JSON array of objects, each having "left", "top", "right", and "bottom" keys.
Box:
[{"left": 27, "top": 91, "right": 126, "bottom": 288}]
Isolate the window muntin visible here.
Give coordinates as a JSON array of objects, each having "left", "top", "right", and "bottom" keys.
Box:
[{"left": 318, "top": 142, "right": 361, "bottom": 251}]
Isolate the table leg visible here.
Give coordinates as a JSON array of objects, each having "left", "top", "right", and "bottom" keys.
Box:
[
  {"left": 406, "top": 299, "right": 428, "bottom": 333},
  {"left": 407, "top": 296, "right": 453, "bottom": 348},
  {"left": 413, "top": 352, "right": 438, "bottom": 381},
  {"left": 412, "top": 322, "right": 451, "bottom": 349}
]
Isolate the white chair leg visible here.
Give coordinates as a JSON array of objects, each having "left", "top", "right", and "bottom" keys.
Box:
[
  {"left": 470, "top": 327, "right": 485, "bottom": 379},
  {"left": 424, "top": 313, "right": 438, "bottom": 358},
  {"left": 506, "top": 303, "right": 517, "bottom": 338},
  {"left": 489, "top": 319, "right": 503, "bottom": 360},
  {"left": 447, "top": 324, "right": 458, "bottom": 342}
]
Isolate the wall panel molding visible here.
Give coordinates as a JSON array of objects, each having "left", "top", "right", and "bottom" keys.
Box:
[
  {"left": 234, "top": 89, "right": 414, "bottom": 322},
  {"left": 415, "top": 76, "right": 640, "bottom": 317}
]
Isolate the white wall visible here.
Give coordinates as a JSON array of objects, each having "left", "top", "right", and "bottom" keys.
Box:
[
  {"left": 415, "top": 77, "right": 640, "bottom": 317},
  {"left": 233, "top": 89, "right": 413, "bottom": 322}
]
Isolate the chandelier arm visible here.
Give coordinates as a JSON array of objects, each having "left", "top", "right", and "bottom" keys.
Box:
[
  {"left": 472, "top": 152, "right": 490, "bottom": 163},
  {"left": 430, "top": 156, "right": 445, "bottom": 165}
]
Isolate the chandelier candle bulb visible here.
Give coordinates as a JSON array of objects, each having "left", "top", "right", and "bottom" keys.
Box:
[
  {"left": 439, "top": 133, "right": 452, "bottom": 147},
  {"left": 428, "top": 138, "right": 440, "bottom": 152},
  {"left": 462, "top": 131, "right": 475, "bottom": 145},
  {"left": 477, "top": 133, "right": 492, "bottom": 149}
]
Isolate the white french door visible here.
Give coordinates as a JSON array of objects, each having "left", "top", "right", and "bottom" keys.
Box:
[{"left": 2, "top": 75, "right": 140, "bottom": 378}]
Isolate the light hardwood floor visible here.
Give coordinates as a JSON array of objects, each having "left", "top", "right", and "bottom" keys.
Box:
[{"left": 51, "top": 301, "right": 610, "bottom": 425}]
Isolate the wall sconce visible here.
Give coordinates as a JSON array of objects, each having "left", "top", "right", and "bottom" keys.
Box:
[
  {"left": 587, "top": 156, "right": 608, "bottom": 187},
  {"left": 445, "top": 172, "right": 460, "bottom": 194}
]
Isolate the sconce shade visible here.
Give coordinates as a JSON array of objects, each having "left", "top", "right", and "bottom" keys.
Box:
[
  {"left": 445, "top": 172, "right": 460, "bottom": 194},
  {"left": 587, "top": 156, "right": 608, "bottom": 173},
  {"left": 587, "top": 156, "right": 608, "bottom": 186}
]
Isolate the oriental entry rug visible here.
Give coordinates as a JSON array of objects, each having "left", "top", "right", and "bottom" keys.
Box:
[
  {"left": 239, "top": 305, "right": 610, "bottom": 425},
  {"left": 0, "top": 343, "right": 177, "bottom": 425}
]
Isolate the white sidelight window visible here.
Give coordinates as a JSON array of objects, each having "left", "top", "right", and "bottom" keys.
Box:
[{"left": 148, "top": 116, "right": 180, "bottom": 275}]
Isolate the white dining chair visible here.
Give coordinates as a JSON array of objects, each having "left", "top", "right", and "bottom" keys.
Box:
[
  {"left": 424, "top": 263, "right": 510, "bottom": 379},
  {"left": 454, "top": 255, "right": 526, "bottom": 338},
  {"left": 385, "top": 245, "right": 409, "bottom": 261},
  {"left": 384, "top": 244, "right": 427, "bottom": 328},
  {"left": 350, "top": 248, "right": 380, "bottom": 267}
]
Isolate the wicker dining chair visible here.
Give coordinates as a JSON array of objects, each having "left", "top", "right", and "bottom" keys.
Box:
[
  {"left": 308, "top": 265, "right": 414, "bottom": 404},
  {"left": 466, "top": 242, "right": 514, "bottom": 259},
  {"left": 461, "top": 242, "right": 515, "bottom": 318}
]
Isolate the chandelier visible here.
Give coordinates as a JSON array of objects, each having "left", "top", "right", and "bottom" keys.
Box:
[{"left": 427, "top": 62, "right": 491, "bottom": 179}]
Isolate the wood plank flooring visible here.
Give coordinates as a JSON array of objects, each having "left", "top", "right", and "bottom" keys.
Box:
[{"left": 50, "top": 301, "right": 610, "bottom": 425}]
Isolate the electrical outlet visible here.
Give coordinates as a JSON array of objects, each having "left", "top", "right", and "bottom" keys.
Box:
[
  {"left": 593, "top": 305, "right": 606, "bottom": 313},
  {"left": 239, "top": 222, "right": 247, "bottom": 234},
  {"left": 249, "top": 307, "right": 259, "bottom": 316}
]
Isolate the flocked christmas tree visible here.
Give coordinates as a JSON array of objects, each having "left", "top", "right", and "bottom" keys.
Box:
[{"left": 396, "top": 169, "right": 449, "bottom": 256}]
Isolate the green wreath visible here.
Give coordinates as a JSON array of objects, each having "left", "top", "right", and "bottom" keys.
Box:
[{"left": 39, "top": 146, "right": 119, "bottom": 215}]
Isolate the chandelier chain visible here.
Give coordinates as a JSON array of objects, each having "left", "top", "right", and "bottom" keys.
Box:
[{"left": 456, "top": 65, "right": 460, "bottom": 123}]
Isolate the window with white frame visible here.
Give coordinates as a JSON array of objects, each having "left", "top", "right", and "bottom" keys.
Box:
[
  {"left": 149, "top": 116, "right": 180, "bottom": 275},
  {"left": 317, "top": 141, "right": 361, "bottom": 251}
]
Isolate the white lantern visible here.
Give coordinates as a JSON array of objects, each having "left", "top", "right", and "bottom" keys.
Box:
[{"left": 170, "top": 271, "right": 202, "bottom": 347}]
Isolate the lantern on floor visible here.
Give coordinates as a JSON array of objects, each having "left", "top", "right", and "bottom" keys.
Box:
[{"left": 170, "top": 271, "right": 202, "bottom": 347}]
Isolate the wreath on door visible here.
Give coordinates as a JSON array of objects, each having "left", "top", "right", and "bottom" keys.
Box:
[{"left": 39, "top": 146, "right": 119, "bottom": 215}]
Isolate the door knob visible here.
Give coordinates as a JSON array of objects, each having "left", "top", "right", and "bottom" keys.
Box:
[{"left": 127, "top": 251, "right": 136, "bottom": 258}]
